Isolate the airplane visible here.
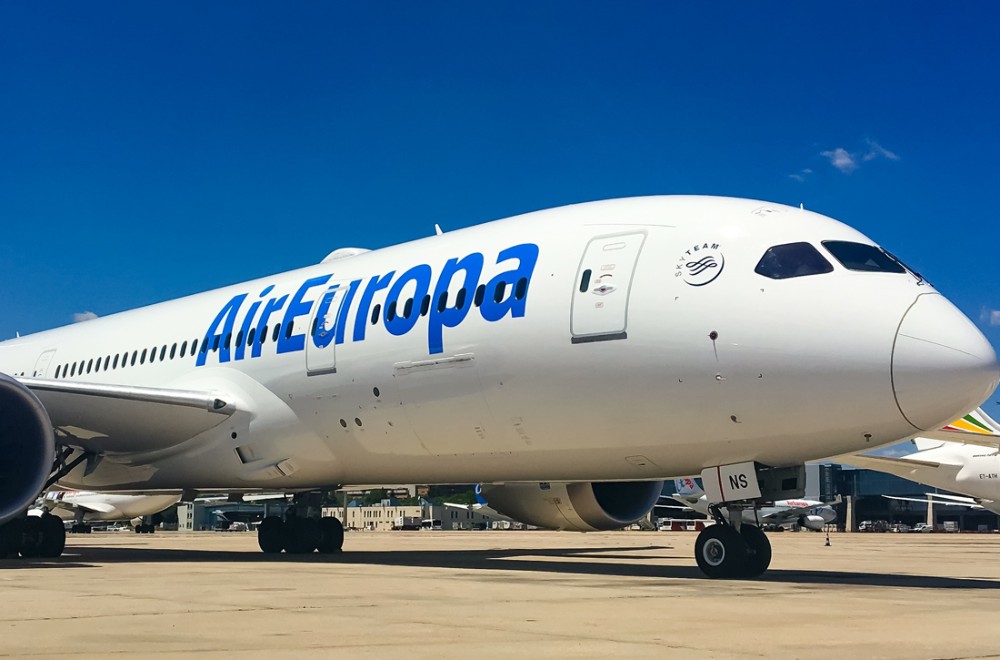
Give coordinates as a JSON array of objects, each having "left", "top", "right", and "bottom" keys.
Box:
[
  {"left": 883, "top": 492, "right": 1000, "bottom": 516},
  {"left": 842, "top": 408, "right": 1000, "bottom": 515},
  {"left": 443, "top": 484, "right": 518, "bottom": 525},
  {"left": 660, "top": 478, "right": 838, "bottom": 531},
  {"left": 0, "top": 195, "right": 996, "bottom": 577},
  {"left": 32, "top": 490, "right": 182, "bottom": 534}
]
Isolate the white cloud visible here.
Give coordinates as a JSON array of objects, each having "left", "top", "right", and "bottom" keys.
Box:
[
  {"left": 821, "top": 147, "right": 858, "bottom": 174},
  {"left": 788, "top": 168, "right": 814, "bottom": 183},
  {"left": 818, "top": 140, "right": 899, "bottom": 175},
  {"left": 72, "top": 311, "right": 98, "bottom": 323},
  {"left": 979, "top": 308, "right": 1000, "bottom": 327},
  {"left": 991, "top": 310, "right": 1000, "bottom": 327},
  {"left": 862, "top": 139, "right": 900, "bottom": 162}
]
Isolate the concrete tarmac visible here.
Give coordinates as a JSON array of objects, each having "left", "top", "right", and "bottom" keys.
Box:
[{"left": 3, "top": 530, "right": 1000, "bottom": 659}]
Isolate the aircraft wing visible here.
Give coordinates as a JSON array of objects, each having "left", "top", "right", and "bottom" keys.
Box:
[
  {"left": 841, "top": 453, "right": 943, "bottom": 471},
  {"left": 50, "top": 499, "right": 118, "bottom": 515},
  {"left": 882, "top": 494, "right": 981, "bottom": 508},
  {"left": 20, "top": 377, "right": 237, "bottom": 454}
]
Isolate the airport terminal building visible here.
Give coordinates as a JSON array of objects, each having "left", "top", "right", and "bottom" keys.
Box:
[{"left": 816, "top": 464, "right": 999, "bottom": 532}]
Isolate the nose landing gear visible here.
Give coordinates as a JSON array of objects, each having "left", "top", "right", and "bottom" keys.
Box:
[{"left": 694, "top": 504, "right": 771, "bottom": 579}]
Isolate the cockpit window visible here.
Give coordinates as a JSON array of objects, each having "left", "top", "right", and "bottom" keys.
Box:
[
  {"left": 822, "top": 241, "right": 906, "bottom": 273},
  {"left": 754, "top": 242, "right": 834, "bottom": 280}
]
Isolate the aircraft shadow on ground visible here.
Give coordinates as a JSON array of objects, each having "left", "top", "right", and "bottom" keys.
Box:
[{"left": 5, "top": 542, "right": 1000, "bottom": 589}]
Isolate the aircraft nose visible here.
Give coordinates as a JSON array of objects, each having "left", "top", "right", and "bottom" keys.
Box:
[{"left": 892, "top": 293, "right": 1000, "bottom": 430}]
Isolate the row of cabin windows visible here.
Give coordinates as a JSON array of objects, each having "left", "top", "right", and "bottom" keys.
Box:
[
  {"left": 367, "top": 277, "right": 529, "bottom": 326},
  {"left": 52, "top": 320, "right": 299, "bottom": 380},
  {"left": 48, "top": 278, "right": 530, "bottom": 380}
]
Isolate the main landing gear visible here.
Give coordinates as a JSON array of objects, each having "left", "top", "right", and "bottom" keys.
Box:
[
  {"left": 694, "top": 504, "right": 771, "bottom": 579},
  {"left": 256, "top": 492, "right": 344, "bottom": 555},
  {"left": 0, "top": 513, "right": 66, "bottom": 559},
  {"left": 257, "top": 514, "right": 344, "bottom": 555}
]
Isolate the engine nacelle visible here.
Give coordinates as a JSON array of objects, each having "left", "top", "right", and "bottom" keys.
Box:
[
  {"left": 799, "top": 514, "right": 826, "bottom": 531},
  {"left": 0, "top": 374, "right": 55, "bottom": 525},
  {"left": 481, "top": 481, "right": 663, "bottom": 532}
]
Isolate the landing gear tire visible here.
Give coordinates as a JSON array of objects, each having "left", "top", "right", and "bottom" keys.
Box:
[
  {"left": 38, "top": 514, "right": 65, "bottom": 558},
  {"left": 19, "top": 516, "right": 44, "bottom": 558},
  {"left": 0, "top": 519, "right": 23, "bottom": 558},
  {"left": 285, "top": 518, "right": 321, "bottom": 554},
  {"left": 317, "top": 517, "right": 344, "bottom": 554},
  {"left": 258, "top": 516, "right": 285, "bottom": 554},
  {"left": 695, "top": 524, "right": 748, "bottom": 579},
  {"left": 738, "top": 525, "right": 771, "bottom": 578}
]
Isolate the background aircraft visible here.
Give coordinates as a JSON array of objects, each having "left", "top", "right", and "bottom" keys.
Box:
[
  {"left": 660, "top": 479, "right": 838, "bottom": 531},
  {"left": 843, "top": 408, "right": 1000, "bottom": 516},
  {"left": 32, "top": 490, "right": 181, "bottom": 533}
]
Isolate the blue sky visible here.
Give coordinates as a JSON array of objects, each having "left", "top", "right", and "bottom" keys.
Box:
[{"left": 1, "top": 3, "right": 997, "bottom": 404}]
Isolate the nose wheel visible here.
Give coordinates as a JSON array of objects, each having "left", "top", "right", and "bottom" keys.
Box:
[{"left": 694, "top": 506, "right": 772, "bottom": 578}]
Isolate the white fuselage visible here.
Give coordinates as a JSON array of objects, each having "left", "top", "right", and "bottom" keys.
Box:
[{"left": 1, "top": 197, "right": 996, "bottom": 492}]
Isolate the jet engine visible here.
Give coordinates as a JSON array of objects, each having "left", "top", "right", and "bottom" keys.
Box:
[
  {"left": 799, "top": 515, "right": 826, "bottom": 531},
  {"left": 0, "top": 374, "right": 55, "bottom": 526},
  {"left": 481, "top": 480, "right": 663, "bottom": 532}
]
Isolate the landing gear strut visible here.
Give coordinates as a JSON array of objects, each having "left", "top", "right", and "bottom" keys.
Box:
[
  {"left": 0, "top": 448, "right": 96, "bottom": 559},
  {"left": 694, "top": 504, "right": 771, "bottom": 579}
]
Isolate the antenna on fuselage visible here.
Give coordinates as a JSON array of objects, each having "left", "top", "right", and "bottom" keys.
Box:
[
  {"left": 800, "top": 203, "right": 805, "bottom": 210},
  {"left": 434, "top": 224, "right": 443, "bottom": 236}
]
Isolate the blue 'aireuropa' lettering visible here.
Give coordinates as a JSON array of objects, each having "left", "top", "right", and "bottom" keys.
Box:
[
  {"left": 196, "top": 242, "right": 539, "bottom": 366},
  {"left": 277, "top": 275, "right": 332, "bottom": 354}
]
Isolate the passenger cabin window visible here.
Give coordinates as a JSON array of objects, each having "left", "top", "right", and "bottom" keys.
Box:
[
  {"left": 755, "top": 242, "right": 834, "bottom": 280},
  {"left": 821, "top": 241, "right": 906, "bottom": 273},
  {"left": 515, "top": 277, "right": 528, "bottom": 300}
]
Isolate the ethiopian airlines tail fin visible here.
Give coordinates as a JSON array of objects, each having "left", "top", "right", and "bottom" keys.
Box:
[{"left": 920, "top": 408, "right": 1000, "bottom": 449}]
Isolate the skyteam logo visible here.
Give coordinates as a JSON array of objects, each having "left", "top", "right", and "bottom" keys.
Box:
[
  {"left": 676, "top": 242, "right": 724, "bottom": 287},
  {"left": 197, "top": 243, "right": 539, "bottom": 366}
]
